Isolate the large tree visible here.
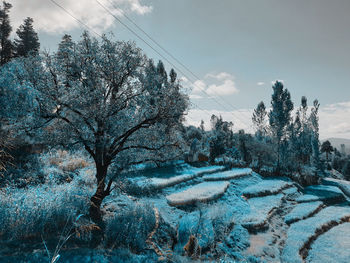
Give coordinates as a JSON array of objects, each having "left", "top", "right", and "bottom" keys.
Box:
[
  {"left": 268, "top": 81, "right": 294, "bottom": 170},
  {"left": 10, "top": 32, "right": 189, "bottom": 243},
  {"left": 14, "top": 17, "right": 40, "bottom": 57},
  {"left": 0, "top": 1, "right": 12, "bottom": 65}
]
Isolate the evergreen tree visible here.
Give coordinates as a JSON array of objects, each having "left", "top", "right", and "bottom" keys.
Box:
[
  {"left": 298, "top": 96, "right": 312, "bottom": 164},
  {"left": 200, "top": 120, "right": 205, "bottom": 131},
  {"left": 0, "top": 1, "right": 12, "bottom": 65},
  {"left": 56, "top": 34, "right": 80, "bottom": 87},
  {"left": 14, "top": 17, "right": 40, "bottom": 57},
  {"left": 268, "top": 81, "right": 294, "bottom": 170},
  {"left": 169, "top": 68, "right": 177, "bottom": 83},
  {"left": 309, "top": 99, "right": 321, "bottom": 169},
  {"left": 321, "top": 140, "right": 334, "bottom": 162},
  {"left": 252, "top": 101, "right": 267, "bottom": 139},
  {"left": 238, "top": 129, "right": 251, "bottom": 164}
]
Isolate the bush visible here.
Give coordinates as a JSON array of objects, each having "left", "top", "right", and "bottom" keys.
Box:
[
  {"left": 0, "top": 178, "right": 92, "bottom": 241},
  {"left": 45, "top": 149, "right": 91, "bottom": 172},
  {"left": 104, "top": 202, "right": 156, "bottom": 252}
]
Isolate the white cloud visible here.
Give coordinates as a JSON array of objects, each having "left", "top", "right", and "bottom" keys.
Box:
[
  {"left": 319, "top": 101, "right": 350, "bottom": 139},
  {"left": 185, "top": 108, "right": 254, "bottom": 132},
  {"left": 257, "top": 82, "right": 265, "bottom": 86},
  {"left": 189, "top": 94, "right": 203, "bottom": 99},
  {"left": 10, "top": 0, "right": 152, "bottom": 34},
  {"left": 189, "top": 72, "right": 239, "bottom": 98},
  {"left": 192, "top": 80, "right": 207, "bottom": 94},
  {"left": 207, "top": 79, "right": 239, "bottom": 96}
]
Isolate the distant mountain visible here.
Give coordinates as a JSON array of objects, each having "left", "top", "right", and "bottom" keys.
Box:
[{"left": 323, "top": 138, "right": 350, "bottom": 154}]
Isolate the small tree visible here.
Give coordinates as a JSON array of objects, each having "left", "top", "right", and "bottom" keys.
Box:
[
  {"left": 252, "top": 101, "right": 267, "bottom": 139},
  {"left": 14, "top": 17, "right": 40, "bottom": 57},
  {"left": 0, "top": 1, "right": 13, "bottom": 65},
  {"left": 321, "top": 140, "right": 334, "bottom": 162},
  {"left": 209, "top": 115, "right": 233, "bottom": 163}
]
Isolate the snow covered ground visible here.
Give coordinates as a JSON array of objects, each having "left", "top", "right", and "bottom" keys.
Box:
[
  {"left": 306, "top": 222, "right": 350, "bottom": 263},
  {"left": 202, "top": 168, "right": 252, "bottom": 181},
  {"left": 108, "top": 164, "right": 350, "bottom": 262},
  {"left": 282, "top": 206, "right": 350, "bottom": 263}
]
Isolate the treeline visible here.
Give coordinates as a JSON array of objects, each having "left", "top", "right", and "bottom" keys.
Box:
[
  {"left": 0, "top": 1, "right": 40, "bottom": 65},
  {"left": 182, "top": 81, "right": 349, "bottom": 184},
  {"left": 0, "top": 1, "right": 40, "bottom": 176}
]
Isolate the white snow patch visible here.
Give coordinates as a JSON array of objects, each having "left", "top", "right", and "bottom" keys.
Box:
[
  {"left": 203, "top": 168, "right": 252, "bottom": 181},
  {"left": 306, "top": 222, "right": 350, "bottom": 263},
  {"left": 242, "top": 193, "right": 284, "bottom": 231},
  {"left": 166, "top": 181, "right": 230, "bottom": 206},
  {"left": 284, "top": 201, "right": 323, "bottom": 225},
  {"left": 142, "top": 165, "right": 225, "bottom": 189},
  {"left": 242, "top": 179, "right": 293, "bottom": 198}
]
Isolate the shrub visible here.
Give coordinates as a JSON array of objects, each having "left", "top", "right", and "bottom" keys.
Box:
[
  {"left": 45, "top": 149, "right": 91, "bottom": 173},
  {"left": 104, "top": 202, "right": 156, "bottom": 252}
]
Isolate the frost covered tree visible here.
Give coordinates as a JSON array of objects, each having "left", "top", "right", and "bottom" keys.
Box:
[
  {"left": 0, "top": 1, "right": 13, "bottom": 65},
  {"left": 209, "top": 115, "right": 233, "bottom": 163},
  {"left": 298, "top": 96, "right": 312, "bottom": 163},
  {"left": 14, "top": 17, "right": 40, "bottom": 57},
  {"left": 321, "top": 140, "right": 334, "bottom": 162},
  {"left": 252, "top": 101, "right": 267, "bottom": 139},
  {"left": 9, "top": 32, "right": 189, "bottom": 243},
  {"left": 290, "top": 97, "right": 312, "bottom": 165},
  {"left": 268, "top": 81, "right": 293, "bottom": 170}
]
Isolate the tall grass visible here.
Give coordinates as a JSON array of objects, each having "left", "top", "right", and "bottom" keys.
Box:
[
  {"left": 105, "top": 202, "right": 156, "bottom": 252},
  {"left": 0, "top": 178, "right": 92, "bottom": 241}
]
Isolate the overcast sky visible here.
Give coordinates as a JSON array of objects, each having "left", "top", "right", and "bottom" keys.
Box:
[{"left": 8, "top": 0, "right": 350, "bottom": 139}]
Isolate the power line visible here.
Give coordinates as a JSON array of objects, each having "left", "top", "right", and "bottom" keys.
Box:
[
  {"left": 50, "top": 0, "right": 214, "bottom": 123},
  {"left": 49, "top": 0, "right": 253, "bottom": 131},
  {"left": 104, "top": 0, "right": 254, "bottom": 125},
  {"left": 94, "top": 0, "right": 253, "bottom": 129}
]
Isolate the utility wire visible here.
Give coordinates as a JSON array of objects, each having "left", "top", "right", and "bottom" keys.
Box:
[
  {"left": 95, "top": 0, "right": 253, "bottom": 129},
  {"left": 105, "top": 0, "right": 253, "bottom": 123},
  {"left": 50, "top": 0, "right": 213, "bottom": 122},
  {"left": 49, "top": 0, "right": 253, "bottom": 131}
]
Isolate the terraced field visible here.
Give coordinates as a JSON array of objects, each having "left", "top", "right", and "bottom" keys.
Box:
[{"left": 124, "top": 165, "right": 350, "bottom": 262}]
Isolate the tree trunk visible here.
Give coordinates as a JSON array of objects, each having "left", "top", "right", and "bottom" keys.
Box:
[
  {"left": 89, "top": 163, "right": 109, "bottom": 247},
  {"left": 276, "top": 139, "right": 281, "bottom": 174}
]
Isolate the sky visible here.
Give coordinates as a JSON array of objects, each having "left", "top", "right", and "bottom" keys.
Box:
[{"left": 7, "top": 0, "right": 350, "bottom": 139}]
